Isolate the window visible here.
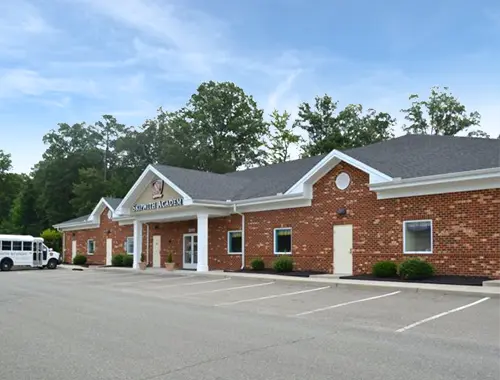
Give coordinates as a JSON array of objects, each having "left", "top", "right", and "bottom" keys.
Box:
[
  {"left": 126, "top": 237, "right": 134, "bottom": 255},
  {"left": 1, "top": 241, "right": 11, "bottom": 251},
  {"left": 87, "top": 239, "right": 95, "bottom": 255},
  {"left": 274, "top": 228, "right": 292, "bottom": 254},
  {"left": 227, "top": 231, "right": 242, "bottom": 254},
  {"left": 403, "top": 220, "right": 432, "bottom": 253},
  {"left": 22, "top": 242, "right": 32, "bottom": 251},
  {"left": 12, "top": 241, "right": 22, "bottom": 251}
]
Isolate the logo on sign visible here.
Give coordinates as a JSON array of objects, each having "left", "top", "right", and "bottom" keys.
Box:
[
  {"left": 132, "top": 198, "right": 184, "bottom": 212},
  {"left": 152, "top": 179, "right": 164, "bottom": 199}
]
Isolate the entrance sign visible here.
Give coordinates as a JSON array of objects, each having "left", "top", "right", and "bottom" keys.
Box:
[{"left": 132, "top": 198, "right": 183, "bottom": 212}]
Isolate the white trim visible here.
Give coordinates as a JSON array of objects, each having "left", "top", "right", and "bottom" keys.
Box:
[
  {"left": 126, "top": 236, "right": 134, "bottom": 255},
  {"left": 285, "top": 150, "right": 392, "bottom": 195},
  {"left": 227, "top": 230, "right": 242, "bottom": 255},
  {"left": 88, "top": 197, "right": 114, "bottom": 222},
  {"left": 116, "top": 165, "right": 192, "bottom": 215},
  {"left": 372, "top": 167, "right": 500, "bottom": 199},
  {"left": 87, "top": 239, "right": 95, "bottom": 255},
  {"left": 403, "top": 220, "right": 433, "bottom": 254},
  {"left": 273, "top": 227, "right": 292, "bottom": 255},
  {"left": 54, "top": 223, "right": 99, "bottom": 231},
  {"left": 183, "top": 233, "right": 198, "bottom": 270}
]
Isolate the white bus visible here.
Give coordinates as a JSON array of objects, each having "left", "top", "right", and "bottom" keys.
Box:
[{"left": 0, "top": 235, "right": 61, "bottom": 271}]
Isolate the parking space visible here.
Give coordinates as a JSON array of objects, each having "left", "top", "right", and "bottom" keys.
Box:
[{"left": 23, "top": 268, "right": 499, "bottom": 340}]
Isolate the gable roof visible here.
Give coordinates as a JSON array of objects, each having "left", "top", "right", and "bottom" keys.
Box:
[{"left": 103, "top": 197, "right": 123, "bottom": 211}]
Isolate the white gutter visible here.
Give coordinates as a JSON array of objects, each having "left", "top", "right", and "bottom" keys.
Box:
[
  {"left": 371, "top": 167, "right": 500, "bottom": 191},
  {"left": 233, "top": 204, "right": 245, "bottom": 270},
  {"left": 146, "top": 223, "right": 150, "bottom": 265}
]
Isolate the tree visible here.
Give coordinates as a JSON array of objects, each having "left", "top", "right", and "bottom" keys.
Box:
[
  {"left": 40, "top": 228, "right": 62, "bottom": 252},
  {"left": 5, "top": 177, "right": 42, "bottom": 235},
  {"left": 295, "top": 95, "right": 395, "bottom": 156},
  {"left": 158, "top": 81, "right": 268, "bottom": 173},
  {"left": 401, "top": 86, "right": 486, "bottom": 137},
  {"left": 265, "top": 110, "right": 302, "bottom": 164},
  {"left": 71, "top": 167, "right": 111, "bottom": 215},
  {"left": 0, "top": 150, "right": 11, "bottom": 174},
  {"left": 94, "top": 115, "right": 126, "bottom": 181},
  {"left": 0, "top": 150, "right": 25, "bottom": 231}
]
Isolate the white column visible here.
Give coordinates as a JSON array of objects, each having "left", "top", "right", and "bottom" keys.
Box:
[
  {"left": 196, "top": 213, "right": 209, "bottom": 272},
  {"left": 133, "top": 220, "right": 143, "bottom": 269}
]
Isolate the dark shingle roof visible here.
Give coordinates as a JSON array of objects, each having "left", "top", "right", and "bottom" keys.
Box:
[
  {"left": 154, "top": 135, "right": 499, "bottom": 201},
  {"left": 103, "top": 197, "right": 123, "bottom": 210},
  {"left": 55, "top": 214, "right": 90, "bottom": 225},
  {"left": 344, "top": 134, "right": 500, "bottom": 179}
]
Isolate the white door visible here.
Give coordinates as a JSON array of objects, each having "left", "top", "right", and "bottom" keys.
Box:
[
  {"left": 333, "top": 224, "right": 353, "bottom": 275},
  {"left": 71, "top": 240, "right": 77, "bottom": 261},
  {"left": 183, "top": 234, "right": 198, "bottom": 270},
  {"left": 106, "top": 238, "right": 113, "bottom": 266},
  {"left": 152, "top": 235, "right": 161, "bottom": 268}
]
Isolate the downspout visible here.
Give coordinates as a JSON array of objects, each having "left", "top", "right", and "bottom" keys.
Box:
[
  {"left": 146, "top": 223, "right": 150, "bottom": 265},
  {"left": 233, "top": 204, "right": 245, "bottom": 270}
]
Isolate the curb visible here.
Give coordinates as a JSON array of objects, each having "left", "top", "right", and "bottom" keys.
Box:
[{"left": 200, "top": 271, "right": 500, "bottom": 298}]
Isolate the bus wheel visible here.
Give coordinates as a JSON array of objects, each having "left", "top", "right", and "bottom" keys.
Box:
[
  {"left": 0, "top": 259, "right": 13, "bottom": 272},
  {"left": 47, "top": 259, "right": 58, "bottom": 270}
]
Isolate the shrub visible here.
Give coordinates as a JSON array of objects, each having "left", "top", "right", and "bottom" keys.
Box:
[
  {"left": 398, "top": 258, "right": 435, "bottom": 280},
  {"left": 273, "top": 256, "right": 294, "bottom": 273},
  {"left": 72, "top": 254, "right": 87, "bottom": 266},
  {"left": 250, "top": 258, "right": 265, "bottom": 271},
  {"left": 372, "top": 261, "right": 397, "bottom": 278},
  {"left": 123, "top": 254, "right": 134, "bottom": 267},
  {"left": 166, "top": 253, "right": 173, "bottom": 263},
  {"left": 112, "top": 254, "right": 125, "bottom": 267}
]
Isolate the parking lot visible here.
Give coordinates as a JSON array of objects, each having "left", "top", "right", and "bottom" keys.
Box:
[{"left": 1, "top": 269, "right": 499, "bottom": 380}]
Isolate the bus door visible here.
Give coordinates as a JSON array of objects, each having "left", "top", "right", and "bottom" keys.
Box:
[{"left": 33, "top": 242, "right": 43, "bottom": 266}]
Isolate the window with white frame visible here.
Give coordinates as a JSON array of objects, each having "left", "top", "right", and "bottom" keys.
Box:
[
  {"left": 403, "top": 220, "right": 432, "bottom": 253},
  {"left": 126, "top": 237, "right": 134, "bottom": 255},
  {"left": 87, "top": 239, "right": 95, "bottom": 255},
  {"left": 274, "top": 228, "right": 292, "bottom": 254},
  {"left": 227, "top": 231, "right": 242, "bottom": 254}
]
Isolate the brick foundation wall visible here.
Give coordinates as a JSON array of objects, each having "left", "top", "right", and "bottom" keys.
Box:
[{"left": 63, "top": 162, "right": 500, "bottom": 277}]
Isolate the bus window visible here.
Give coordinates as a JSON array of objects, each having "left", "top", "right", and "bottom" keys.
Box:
[
  {"left": 13, "top": 241, "right": 22, "bottom": 251},
  {"left": 23, "top": 242, "right": 33, "bottom": 251},
  {"left": 1, "top": 241, "right": 12, "bottom": 251},
  {"left": 43, "top": 247, "right": 48, "bottom": 261}
]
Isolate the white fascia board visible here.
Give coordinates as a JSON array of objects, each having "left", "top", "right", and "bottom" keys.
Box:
[
  {"left": 236, "top": 198, "right": 311, "bottom": 213},
  {"left": 53, "top": 223, "right": 99, "bottom": 231},
  {"left": 285, "top": 150, "right": 392, "bottom": 195},
  {"left": 372, "top": 168, "right": 500, "bottom": 199},
  {"left": 88, "top": 198, "right": 113, "bottom": 222},
  {"left": 116, "top": 165, "right": 193, "bottom": 215}
]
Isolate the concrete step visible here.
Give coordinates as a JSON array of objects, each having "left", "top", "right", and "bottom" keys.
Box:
[{"left": 482, "top": 280, "right": 500, "bottom": 287}]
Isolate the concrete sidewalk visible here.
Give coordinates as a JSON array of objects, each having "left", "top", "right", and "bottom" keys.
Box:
[{"left": 60, "top": 264, "right": 500, "bottom": 298}]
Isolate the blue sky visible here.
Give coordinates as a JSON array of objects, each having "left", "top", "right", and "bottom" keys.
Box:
[{"left": 1, "top": 0, "right": 499, "bottom": 173}]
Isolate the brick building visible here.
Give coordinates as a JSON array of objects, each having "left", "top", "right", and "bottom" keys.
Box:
[{"left": 54, "top": 135, "right": 500, "bottom": 278}]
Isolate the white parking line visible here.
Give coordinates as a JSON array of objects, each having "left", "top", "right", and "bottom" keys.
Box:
[
  {"left": 293, "top": 291, "right": 401, "bottom": 317},
  {"left": 108, "top": 275, "right": 196, "bottom": 287},
  {"left": 173, "top": 281, "right": 275, "bottom": 298},
  {"left": 396, "top": 297, "right": 490, "bottom": 333},
  {"left": 155, "top": 277, "right": 231, "bottom": 288},
  {"left": 215, "top": 286, "right": 330, "bottom": 306}
]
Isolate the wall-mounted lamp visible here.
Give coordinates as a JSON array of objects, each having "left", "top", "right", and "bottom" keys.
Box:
[
  {"left": 106, "top": 229, "right": 111, "bottom": 234},
  {"left": 336, "top": 207, "right": 347, "bottom": 216},
  {"left": 72, "top": 232, "right": 76, "bottom": 237},
  {"left": 154, "top": 225, "right": 159, "bottom": 229}
]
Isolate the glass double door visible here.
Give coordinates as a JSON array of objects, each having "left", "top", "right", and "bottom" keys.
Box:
[{"left": 183, "top": 234, "right": 198, "bottom": 269}]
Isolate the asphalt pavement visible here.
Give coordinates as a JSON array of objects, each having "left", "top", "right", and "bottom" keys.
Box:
[{"left": 0, "top": 268, "right": 498, "bottom": 380}]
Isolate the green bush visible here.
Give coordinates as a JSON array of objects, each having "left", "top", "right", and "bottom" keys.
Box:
[
  {"left": 398, "top": 258, "right": 435, "bottom": 280},
  {"left": 250, "top": 258, "right": 265, "bottom": 271},
  {"left": 372, "top": 261, "right": 397, "bottom": 278},
  {"left": 72, "top": 254, "right": 87, "bottom": 266},
  {"left": 111, "top": 254, "right": 125, "bottom": 267},
  {"left": 273, "top": 256, "right": 293, "bottom": 273},
  {"left": 123, "top": 254, "right": 134, "bottom": 267}
]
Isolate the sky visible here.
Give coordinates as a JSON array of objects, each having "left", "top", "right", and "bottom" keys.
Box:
[{"left": 1, "top": 0, "right": 499, "bottom": 173}]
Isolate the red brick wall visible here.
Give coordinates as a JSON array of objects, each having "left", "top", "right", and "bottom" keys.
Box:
[
  {"left": 64, "top": 162, "right": 500, "bottom": 277},
  {"left": 63, "top": 208, "right": 133, "bottom": 265}
]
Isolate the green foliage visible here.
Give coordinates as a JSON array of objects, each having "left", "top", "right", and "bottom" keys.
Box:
[
  {"left": 72, "top": 254, "right": 87, "bottom": 266},
  {"left": 295, "top": 96, "right": 395, "bottom": 156},
  {"left": 398, "top": 259, "right": 435, "bottom": 280},
  {"left": 265, "top": 110, "right": 302, "bottom": 164},
  {"left": 40, "top": 228, "right": 62, "bottom": 252},
  {"left": 372, "top": 261, "right": 398, "bottom": 278},
  {"left": 111, "top": 254, "right": 125, "bottom": 267},
  {"left": 123, "top": 255, "right": 134, "bottom": 267},
  {"left": 272, "top": 256, "right": 294, "bottom": 273},
  {"left": 250, "top": 258, "right": 265, "bottom": 271},
  {"left": 166, "top": 252, "right": 173, "bottom": 263},
  {"left": 401, "top": 86, "right": 485, "bottom": 137}
]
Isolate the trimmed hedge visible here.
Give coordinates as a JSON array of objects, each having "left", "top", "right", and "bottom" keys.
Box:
[
  {"left": 111, "top": 254, "right": 125, "bottom": 267},
  {"left": 123, "top": 254, "right": 134, "bottom": 267},
  {"left": 72, "top": 254, "right": 87, "bottom": 266},
  {"left": 250, "top": 258, "right": 265, "bottom": 271},
  {"left": 273, "top": 256, "right": 293, "bottom": 273},
  {"left": 372, "top": 261, "right": 397, "bottom": 278},
  {"left": 398, "top": 258, "right": 435, "bottom": 280}
]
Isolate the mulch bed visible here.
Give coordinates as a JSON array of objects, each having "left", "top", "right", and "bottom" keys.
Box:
[
  {"left": 224, "top": 268, "right": 328, "bottom": 278},
  {"left": 339, "top": 274, "right": 492, "bottom": 286}
]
